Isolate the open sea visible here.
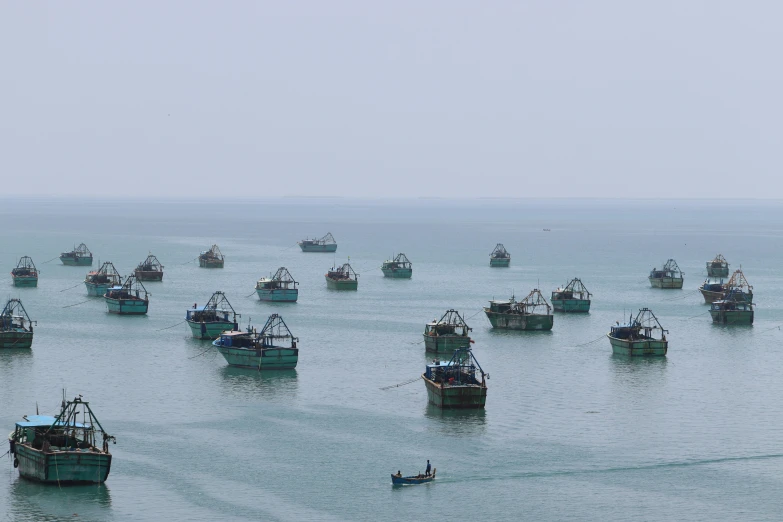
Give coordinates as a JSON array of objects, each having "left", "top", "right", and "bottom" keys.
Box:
[{"left": 1, "top": 197, "right": 783, "bottom": 521}]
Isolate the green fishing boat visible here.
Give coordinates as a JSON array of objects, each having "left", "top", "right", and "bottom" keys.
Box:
[
  {"left": 706, "top": 254, "right": 729, "bottom": 278},
  {"left": 381, "top": 253, "right": 412, "bottom": 278},
  {"left": 325, "top": 263, "right": 358, "bottom": 290},
  {"left": 84, "top": 262, "right": 122, "bottom": 297},
  {"left": 104, "top": 274, "right": 149, "bottom": 315},
  {"left": 186, "top": 291, "right": 240, "bottom": 339},
  {"left": 649, "top": 259, "right": 684, "bottom": 289},
  {"left": 60, "top": 243, "right": 93, "bottom": 266},
  {"left": 135, "top": 253, "right": 164, "bottom": 281},
  {"left": 424, "top": 310, "right": 473, "bottom": 354},
  {"left": 551, "top": 278, "right": 591, "bottom": 312},
  {"left": 423, "top": 347, "right": 487, "bottom": 409},
  {"left": 199, "top": 244, "right": 224, "bottom": 268},
  {"left": 489, "top": 244, "right": 510, "bottom": 267},
  {"left": 8, "top": 395, "right": 115, "bottom": 484},
  {"left": 484, "top": 289, "right": 554, "bottom": 331},
  {"left": 11, "top": 256, "right": 39, "bottom": 287},
  {"left": 256, "top": 267, "right": 299, "bottom": 302},
  {"left": 607, "top": 308, "right": 668, "bottom": 356},
  {"left": 0, "top": 298, "right": 35, "bottom": 349},
  {"left": 710, "top": 290, "right": 754, "bottom": 325},
  {"left": 299, "top": 232, "right": 337, "bottom": 252},
  {"left": 213, "top": 314, "right": 299, "bottom": 370}
]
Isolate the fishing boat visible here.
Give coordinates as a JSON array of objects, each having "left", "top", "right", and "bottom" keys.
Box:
[
  {"left": 104, "top": 274, "right": 149, "bottom": 315},
  {"left": 422, "top": 347, "right": 487, "bottom": 409},
  {"left": 489, "top": 243, "right": 510, "bottom": 267},
  {"left": 298, "top": 232, "right": 337, "bottom": 252},
  {"left": 213, "top": 314, "right": 299, "bottom": 370},
  {"left": 381, "top": 253, "right": 413, "bottom": 278},
  {"left": 11, "top": 256, "right": 39, "bottom": 287},
  {"left": 648, "top": 259, "right": 684, "bottom": 289},
  {"left": 186, "top": 291, "right": 239, "bottom": 339},
  {"left": 484, "top": 289, "right": 554, "bottom": 330},
  {"left": 710, "top": 290, "right": 754, "bottom": 325},
  {"left": 725, "top": 268, "right": 754, "bottom": 303},
  {"left": 391, "top": 469, "right": 436, "bottom": 485},
  {"left": 0, "top": 298, "right": 35, "bottom": 349},
  {"left": 325, "top": 263, "right": 358, "bottom": 290},
  {"left": 59, "top": 243, "right": 93, "bottom": 266},
  {"left": 706, "top": 254, "right": 729, "bottom": 278},
  {"left": 551, "top": 278, "right": 591, "bottom": 312},
  {"left": 199, "top": 244, "right": 224, "bottom": 268},
  {"left": 698, "top": 278, "right": 728, "bottom": 304},
  {"left": 134, "top": 254, "right": 164, "bottom": 281},
  {"left": 84, "top": 262, "right": 122, "bottom": 297},
  {"left": 8, "top": 395, "right": 115, "bottom": 484},
  {"left": 423, "top": 310, "right": 473, "bottom": 354},
  {"left": 607, "top": 308, "right": 668, "bottom": 356},
  {"left": 256, "top": 267, "right": 299, "bottom": 302}
]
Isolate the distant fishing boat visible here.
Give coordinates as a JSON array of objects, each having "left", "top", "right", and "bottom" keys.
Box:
[
  {"left": 489, "top": 243, "right": 510, "bottom": 267},
  {"left": 60, "top": 243, "right": 93, "bottom": 266},
  {"left": 725, "top": 269, "right": 753, "bottom": 303},
  {"left": 484, "top": 289, "right": 554, "bottom": 331},
  {"left": 381, "top": 253, "right": 412, "bottom": 278},
  {"left": 391, "top": 469, "right": 436, "bottom": 485},
  {"left": 8, "top": 395, "right": 115, "bottom": 484},
  {"left": 710, "top": 289, "right": 754, "bottom": 325},
  {"left": 423, "top": 347, "right": 487, "bottom": 409},
  {"left": 0, "top": 298, "right": 35, "bottom": 349},
  {"left": 256, "top": 267, "right": 299, "bottom": 302},
  {"left": 298, "top": 232, "right": 337, "bottom": 252},
  {"left": 325, "top": 263, "right": 358, "bottom": 290},
  {"left": 551, "top": 278, "right": 591, "bottom": 312},
  {"left": 135, "top": 254, "right": 164, "bottom": 281},
  {"left": 424, "top": 310, "right": 473, "bottom": 354},
  {"left": 607, "top": 308, "right": 668, "bottom": 356},
  {"left": 649, "top": 259, "right": 684, "bottom": 289},
  {"left": 186, "top": 291, "right": 239, "bottom": 339},
  {"left": 84, "top": 262, "right": 122, "bottom": 297},
  {"left": 213, "top": 314, "right": 299, "bottom": 370},
  {"left": 104, "top": 274, "right": 149, "bottom": 315},
  {"left": 706, "top": 254, "right": 729, "bottom": 278},
  {"left": 11, "top": 256, "right": 39, "bottom": 287},
  {"left": 199, "top": 244, "right": 224, "bottom": 268}
]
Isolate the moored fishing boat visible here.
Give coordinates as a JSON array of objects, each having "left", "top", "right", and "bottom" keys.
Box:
[
  {"left": 298, "top": 232, "right": 337, "bottom": 252},
  {"left": 725, "top": 268, "right": 753, "bottom": 303},
  {"left": 0, "top": 298, "right": 35, "bottom": 349},
  {"left": 698, "top": 277, "right": 728, "bottom": 304},
  {"left": 199, "top": 244, "right": 224, "bottom": 268},
  {"left": 59, "top": 243, "right": 93, "bottom": 266},
  {"left": 422, "top": 347, "right": 487, "bottom": 409},
  {"left": 134, "top": 254, "right": 164, "bottom": 281},
  {"left": 391, "top": 469, "right": 436, "bottom": 485},
  {"left": 706, "top": 254, "right": 729, "bottom": 278},
  {"left": 84, "top": 262, "right": 122, "bottom": 297},
  {"left": 325, "top": 263, "right": 358, "bottom": 290},
  {"left": 607, "top": 308, "right": 668, "bottom": 356},
  {"left": 551, "top": 278, "right": 591, "bottom": 312},
  {"left": 104, "top": 274, "right": 149, "bottom": 315},
  {"left": 8, "top": 395, "right": 115, "bottom": 484},
  {"left": 381, "top": 253, "right": 413, "bottom": 278},
  {"left": 710, "top": 290, "right": 754, "bottom": 325},
  {"left": 423, "top": 310, "right": 473, "bottom": 354},
  {"left": 213, "top": 314, "right": 299, "bottom": 369},
  {"left": 489, "top": 243, "right": 510, "bottom": 267},
  {"left": 649, "top": 259, "right": 684, "bottom": 289},
  {"left": 484, "top": 289, "right": 554, "bottom": 330},
  {"left": 186, "top": 291, "right": 239, "bottom": 339},
  {"left": 256, "top": 267, "right": 299, "bottom": 302},
  {"left": 11, "top": 256, "right": 39, "bottom": 287}
]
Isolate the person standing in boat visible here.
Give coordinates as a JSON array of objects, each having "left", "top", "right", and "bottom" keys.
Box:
[{"left": 425, "top": 460, "right": 431, "bottom": 477}]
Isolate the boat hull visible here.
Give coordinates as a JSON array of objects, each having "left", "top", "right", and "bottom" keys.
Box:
[
  {"left": 608, "top": 335, "right": 667, "bottom": 356},
  {"left": 0, "top": 331, "right": 33, "bottom": 349},
  {"left": 256, "top": 288, "right": 299, "bottom": 302},
  {"left": 85, "top": 282, "right": 114, "bottom": 297},
  {"left": 391, "top": 474, "right": 434, "bottom": 485},
  {"left": 707, "top": 266, "right": 729, "bottom": 278},
  {"left": 489, "top": 258, "right": 510, "bottom": 267},
  {"left": 12, "top": 276, "right": 38, "bottom": 288},
  {"left": 199, "top": 259, "right": 224, "bottom": 268},
  {"left": 60, "top": 256, "right": 92, "bottom": 266},
  {"left": 215, "top": 345, "right": 299, "bottom": 370},
  {"left": 422, "top": 375, "right": 486, "bottom": 409},
  {"left": 649, "top": 277, "right": 684, "bottom": 289},
  {"left": 423, "top": 334, "right": 471, "bottom": 354},
  {"left": 551, "top": 299, "right": 590, "bottom": 313},
  {"left": 12, "top": 443, "right": 111, "bottom": 484},
  {"left": 699, "top": 287, "right": 724, "bottom": 304},
  {"left": 381, "top": 268, "right": 412, "bottom": 278},
  {"left": 484, "top": 310, "right": 554, "bottom": 330},
  {"left": 105, "top": 297, "right": 149, "bottom": 315},
  {"left": 187, "top": 320, "right": 238, "bottom": 339},
  {"left": 710, "top": 309, "right": 754, "bottom": 325},
  {"left": 325, "top": 277, "right": 357, "bottom": 290},
  {"left": 299, "top": 244, "right": 337, "bottom": 252},
  {"left": 135, "top": 270, "right": 163, "bottom": 281}
]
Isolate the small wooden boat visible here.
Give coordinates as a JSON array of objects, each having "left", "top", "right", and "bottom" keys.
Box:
[
  {"left": 298, "top": 232, "right": 337, "bottom": 252},
  {"left": 84, "top": 262, "right": 122, "bottom": 297},
  {"left": 489, "top": 243, "right": 510, "bottom": 267},
  {"left": 186, "top": 291, "right": 240, "bottom": 339},
  {"left": 706, "top": 254, "right": 729, "bottom": 278},
  {"left": 213, "top": 314, "right": 299, "bottom": 370},
  {"left": 391, "top": 469, "right": 436, "bottom": 485},
  {"left": 424, "top": 310, "right": 473, "bottom": 354},
  {"left": 135, "top": 254, "right": 164, "bottom": 281},
  {"left": 325, "top": 263, "right": 358, "bottom": 290},
  {"left": 199, "top": 244, "right": 224, "bottom": 268},
  {"left": 104, "top": 274, "right": 149, "bottom": 315},
  {"left": 423, "top": 347, "right": 487, "bottom": 409},
  {"left": 551, "top": 278, "right": 591, "bottom": 312},
  {"left": 256, "top": 267, "right": 299, "bottom": 302},
  {"left": 0, "top": 298, "right": 35, "bottom": 349},
  {"left": 381, "top": 253, "right": 412, "bottom": 278},
  {"left": 484, "top": 289, "right": 554, "bottom": 331},
  {"left": 607, "top": 308, "right": 668, "bottom": 356},
  {"left": 60, "top": 243, "right": 93, "bottom": 266},
  {"left": 649, "top": 259, "right": 684, "bottom": 289},
  {"left": 11, "top": 256, "right": 39, "bottom": 287}
]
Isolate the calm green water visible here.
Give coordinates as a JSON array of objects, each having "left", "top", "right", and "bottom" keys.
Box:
[{"left": 1, "top": 198, "right": 783, "bottom": 521}]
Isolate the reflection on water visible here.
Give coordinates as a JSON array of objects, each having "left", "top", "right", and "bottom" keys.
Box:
[
  {"left": 0, "top": 348, "right": 34, "bottom": 381},
  {"left": 423, "top": 404, "right": 487, "bottom": 436},
  {"left": 219, "top": 367, "right": 299, "bottom": 400},
  {"left": 610, "top": 354, "right": 668, "bottom": 388},
  {"left": 9, "top": 479, "right": 112, "bottom": 521},
  {"left": 486, "top": 328, "right": 554, "bottom": 339}
]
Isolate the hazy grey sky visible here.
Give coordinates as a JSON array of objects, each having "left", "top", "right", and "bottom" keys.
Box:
[{"left": 2, "top": 1, "right": 780, "bottom": 199}]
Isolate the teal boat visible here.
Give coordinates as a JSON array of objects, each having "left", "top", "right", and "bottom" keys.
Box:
[
  {"left": 8, "top": 395, "right": 115, "bottom": 484},
  {"left": 298, "top": 232, "right": 337, "bottom": 252},
  {"left": 186, "top": 291, "right": 239, "bottom": 339},
  {"left": 551, "top": 278, "right": 591, "bottom": 312},
  {"left": 256, "top": 267, "right": 299, "bottom": 302},
  {"left": 424, "top": 310, "right": 473, "bottom": 354},
  {"left": 213, "top": 314, "right": 299, "bottom": 370},
  {"left": 11, "top": 256, "right": 39, "bottom": 287},
  {"left": 607, "top": 308, "right": 668, "bottom": 356},
  {"left": 325, "top": 263, "right": 358, "bottom": 290},
  {"left": 489, "top": 243, "right": 510, "bottom": 267},
  {"left": 84, "top": 262, "right": 122, "bottom": 297},
  {"left": 649, "top": 259, "right": 684, "bottom": 289},
  {"left": 104, "top": 274, "right": 149, "bottom": 315},
  {"left": 381, "top": 253, "right": 412, "bottom": 278},
  {"left": 423, "top": 347, "right": 487, "bottom": 409},
  {"left": 199, "top": 244, "right": 224, "bottom": 268},
  {"left": 0, "top": 298, "right": 35, "bottom": 349},
  {"left": 135, "top": 253, "right": 164, "bottom": 281},
  {"left": 706, "top": 254, "right": 729, "bottom": 278},
  {"left": 484, "top": 289, "right": 554, "bottom": 331},
  {"left": 60, "top": 243, "right": 93, "bottom": 266},
  {"left": 710, "top": 290, "right": 754, "bottom": 325}
]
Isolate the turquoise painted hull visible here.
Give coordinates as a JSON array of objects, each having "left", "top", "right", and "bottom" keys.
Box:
[
  {"left": 85, "top": 282, "right": 114, "bottom": 297},
  {"left": 199, "top": 259, "right": 224, "bottom": 268},
  {"left": 60, "top": 256, "right": 93, "bottom": 266},
  {"left": 649, "top": 277, "right": 684, "bottom": 289},
  {"left": 326, "top": 277, "right": 358, "bottom": 290},
  {"left": 13, "top": 443, "right": 111, "bottom": 484},
  {"left": 382, "top": 267, "right": 412, "bottom": 278},
  {"left": 12, "top": 276, "right": 38, "bottom": 288},
  {"left": 484, "top": 310, "right": 554, "bottom": 330},
  {"left": 423, "top": 375, "right": 486, "bottom": 409},
  {"left": 187, "top": 320, "right": 237, "bottom": 339},
  {"left": 299, "top": 244, "right": 337, "bottom": 252},
  {"left": 105, "top": 297, "right": 149, "bottom": 315},
  {"left": 423, "top": 334, "right": 471, "bottom": 354},
  {"left": 215, "top": 343, "right": 299, "bottom": 370},
  {"left": 608, "top": 335, "right": 667, "bottom": 356},
  {"left": 552, "top": 299, "right": 590, "bottom": 313},
  {"left": 710, "top": 309, "right": 754, "bottom": 325},
  {"left": 256, "top": 288, "right": 299, "bottom": 302},
  {"left": 490, "top": 258, "right": 510, "bottom": 267},
  {"left": 0, "top": 331, "right": 33, "bottom": 349}
]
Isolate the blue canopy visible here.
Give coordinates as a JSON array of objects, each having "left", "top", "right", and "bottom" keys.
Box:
[{"left": 16, "top": 415, "right": 86, "bottom": 428}]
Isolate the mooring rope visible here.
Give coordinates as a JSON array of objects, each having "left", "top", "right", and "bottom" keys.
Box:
[
  {"left": 156, "top": 320, "right": 186, "bottom": 332},
  {"left": 664, "top": 289, "right": 700, "bottom": 301},
  {"left": 188, "top": 344, "right": 215, "bottom": 359},
  {"left": 681, "top": 310, "right": 711, "bottom": 321},
  {"left": 245, "top": 291, "right": 256, "bottom": 298},
  {"left": 380, "top": 376, "right": 422, "bottom": 390},
  {"left": 576, "top": 334, "right": 606, "bottom": 347},
  {"left": 62, "top": 300, "right": 90, "bottom": 308},
  {"left": 59, "top": 282, "right": 83, "bottom": 292},
  {"left": 178, "top": 257, "right": 198, "bottom": 266},
  {"left": 465, "top": 309, "right": 485, "bottom": 320},
  {"left": 41, "top": 256, "right": 59, "bottom": 264}
]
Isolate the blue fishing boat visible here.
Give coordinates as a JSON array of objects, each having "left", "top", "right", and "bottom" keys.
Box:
[
  {"left": 391, "top": 469, "right": 437, "bottom": 485},
  {"left": 11, "top": 256, "right": 39, "bottom": 287},
  {"left": 60, "top": 243, "right": 93, "bottom": 266},
  {"left": 104, "top": 274, "right": 149, "bottom": 315},
  {"left": 0, "top": 298, "right": 35, "bottom": 349},
  {"left": 298, "top": 232, "right": 337, "bottom": 252},
  {"left": 84, "top": 262, "right": 122, "bottom": 297},
  {"left": 256, "top": 267, "right": 299, "bottom": 302},
  {"left": 423, "top": 347, "right": 488, "bottom": 409},
  {"left": 213, "top": 314, "right": 298, "bottom": 370},
  {"left": 186, "top": 291, "right": 240, "bottom": 339}
]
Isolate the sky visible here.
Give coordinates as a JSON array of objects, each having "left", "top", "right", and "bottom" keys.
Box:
[{"left": 1, "top": 1, "right": 781, "bottom": 199}]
